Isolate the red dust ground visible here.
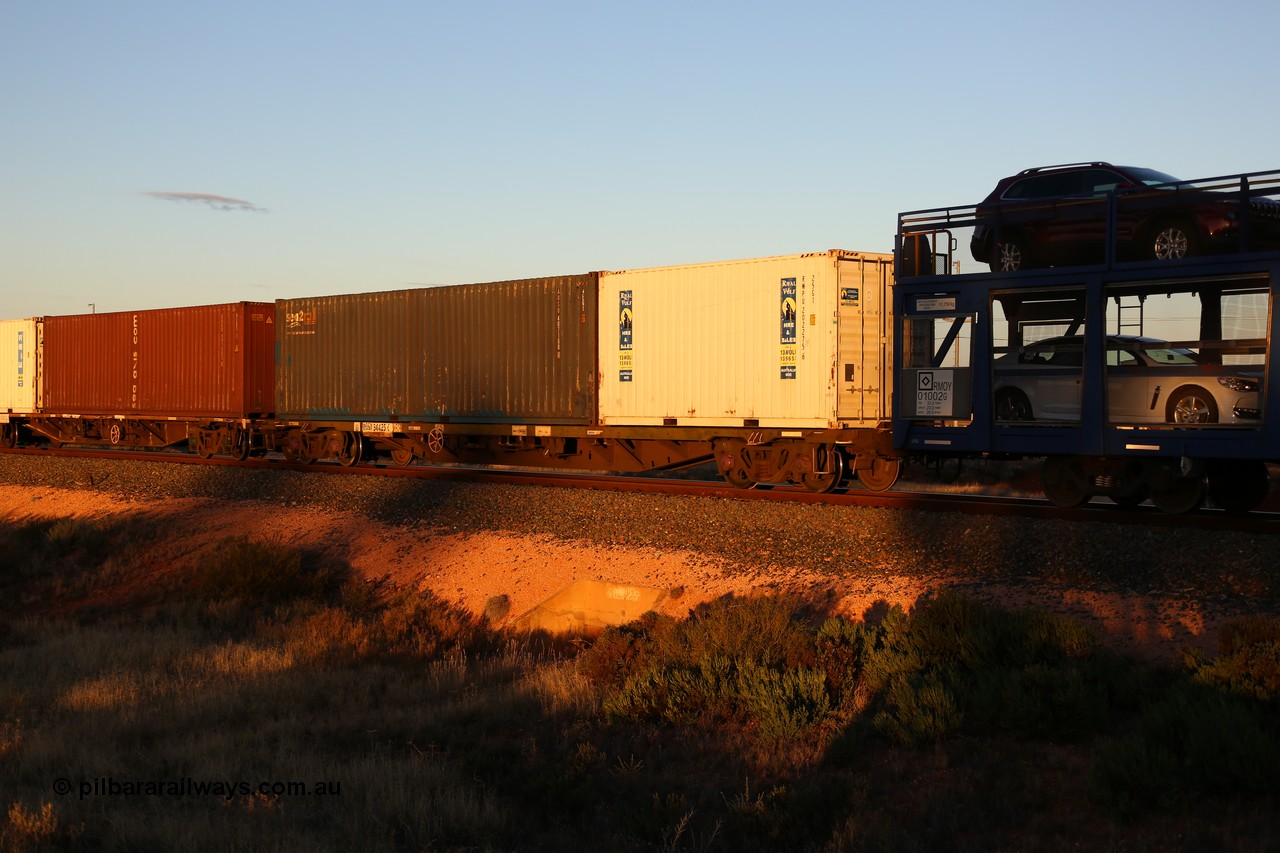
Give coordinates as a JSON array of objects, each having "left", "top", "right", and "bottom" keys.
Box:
[{"left": 0, "top": 484, "right": 1247, "bottom": 664}]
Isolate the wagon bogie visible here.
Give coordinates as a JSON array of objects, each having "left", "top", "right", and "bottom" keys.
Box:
[{"left": 188, "top": 424, "right": 257, "bottom": 460}]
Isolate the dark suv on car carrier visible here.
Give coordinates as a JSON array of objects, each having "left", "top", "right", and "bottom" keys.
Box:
[{"left": 970, "top": 162, "right": 1280, "bottom": 272}]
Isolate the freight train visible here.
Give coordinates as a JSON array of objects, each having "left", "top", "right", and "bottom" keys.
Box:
[
  {"left": 0, "top": 251, "right": 901, "bottom": 494},
  {"left": 3, "top": 166, "right": 1280, "bottom": 513}
]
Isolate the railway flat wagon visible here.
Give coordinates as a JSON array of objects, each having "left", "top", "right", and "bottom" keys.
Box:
[
  {"left": 0, "top": 319, "right": 40, "bottom": 448},
  {"left": 272, "top": 275, "right": 599, "bottom": 466},
  {"left": 31, "top": 303, "right": 276, "bottom": 456},
  {"left": 597, "top": 250, "right": 900, "bottom": 490}
]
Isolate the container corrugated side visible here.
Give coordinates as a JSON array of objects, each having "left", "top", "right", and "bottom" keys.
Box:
[
  {"left": 41, "top": 303, "right": 276, "bottom": 418},
  {"left": 598, "top": 250, "right": 892, "bottom": 428},
  {"left": 0, "top": 319, "right": 40, "bottom": 414},
  {"left": 277, "top": 275, "right": 598, "bottom": 423}
]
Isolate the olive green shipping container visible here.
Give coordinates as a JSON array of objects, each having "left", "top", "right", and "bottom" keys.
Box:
[{"left": 276, "top": 275, "right": 599, "bottom": 423}]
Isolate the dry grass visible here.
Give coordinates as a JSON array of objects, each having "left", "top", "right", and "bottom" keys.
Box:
[{"left": 2, "top": 517, "right": 1279, "bottom": 851}]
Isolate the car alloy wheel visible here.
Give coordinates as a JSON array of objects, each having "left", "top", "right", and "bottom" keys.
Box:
[
  {"left": 992, "top": 239, "right": 1026, "bottom": 272},
  {"left": 1151, "top": 220, "right": 1197, "bottom": 260}
]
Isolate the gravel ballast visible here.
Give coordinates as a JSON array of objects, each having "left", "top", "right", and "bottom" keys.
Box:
[{"left": 2, "top": 450, "right": 1280, "bottom": 655}]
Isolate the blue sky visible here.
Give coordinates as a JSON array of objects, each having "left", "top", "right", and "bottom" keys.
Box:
[{"left": 3, "top": 0, "right": 1279, "bottom": 318}]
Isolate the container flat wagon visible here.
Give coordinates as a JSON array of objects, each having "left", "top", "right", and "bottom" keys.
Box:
[
  {"left": 271, "top": 275, "right": 600, "bottom": 467},
  {"left": 27, "top": 303, "right": 276, "bottom": 457},
  {"left": 269, "top": 251, "right": 899, "bottom": 490},
  {"left": 597, "top": 249, "right": 899, "bottom": 490}
]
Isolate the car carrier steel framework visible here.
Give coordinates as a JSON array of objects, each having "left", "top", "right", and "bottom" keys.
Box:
[{"left": 892, "top": 167, "right": 1280, "bottom": 513}]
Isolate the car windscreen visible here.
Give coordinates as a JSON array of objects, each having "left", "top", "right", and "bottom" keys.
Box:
[{"left": 1123, "top": 167, "right": 1181, "bottom": 187}]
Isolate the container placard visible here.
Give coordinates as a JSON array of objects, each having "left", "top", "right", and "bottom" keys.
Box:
[
  {"left": 780, "top": 278, "right": 797, "bottom": 379},
  {"left": 914, "top": 369, "right": 954, "bottom": 417},
  {"left": 619, "top": 290, "right": 633, "bottom": 382}
]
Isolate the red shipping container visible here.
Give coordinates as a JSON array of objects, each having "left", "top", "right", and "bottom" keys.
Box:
[{"left": 41, "top": 303, "right": 276, "bottom": 418}]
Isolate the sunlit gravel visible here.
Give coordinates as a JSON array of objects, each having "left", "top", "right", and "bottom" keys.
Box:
[{"left": 1, "top": 454, "right": 1278, "bottom": 606}]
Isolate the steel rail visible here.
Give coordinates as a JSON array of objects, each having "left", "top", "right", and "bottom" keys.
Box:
[{"left": 3, "top": 444, "right": 1278, "bottom": 534}]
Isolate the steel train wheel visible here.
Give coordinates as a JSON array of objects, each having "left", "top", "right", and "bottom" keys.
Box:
[
  {"left": 1041, "top": 457, "right": 1090, "bottom": 508},
  {"left": 856, "top": 456, "right": 901, "bottom": 492},
  {"left": 336, "top": 432, "right": 363, "bottom": 468},
  {"left": 1206, "top": 460, "right": 1270, "bottom": 515},
  {"left": 282, "top": 434, "right": 313, "bottom": 464},
  {"left": 1149, "top": 477, "right": 1204, "bottom": 515},
  {"left": 190, "top": 431, "right": 215, "bottom": 459},
  {"left": 722, "top": 466, "right": 758, "bottom": 489},
  {"left": 390, "top": 448, "right": 414, "bottom": 467},
  {"left": 800, "top": 446, "right": 845, "bottom": 494},
  {"left": 229, "top": 430, "right": 251, "bottom": 462}
]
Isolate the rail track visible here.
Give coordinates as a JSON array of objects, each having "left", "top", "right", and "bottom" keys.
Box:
[{"left": 5, "top": 444, "right": 1279, "bottom": 535}]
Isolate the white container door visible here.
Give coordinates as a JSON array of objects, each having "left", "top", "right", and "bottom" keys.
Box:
[
  {"left": 836, "top": 257, "right": 892, "bottom": 424},
  {"left": 0, "top": 319, "right": 40, "bottom": 414}
]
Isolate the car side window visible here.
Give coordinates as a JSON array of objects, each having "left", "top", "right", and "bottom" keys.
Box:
[
  {"left": 1080, "top": 169, "right": 1128, "bottom": 195},
  {"left": 1107, "top": 349, "right": 1137, "bottom": 367},
  {"left": 1005, "top": 172, "right": 1079, "bottom": 200},
  {"left": 1047, "top": 348, "right": 1083, "bottom": 367},
  {"left": 1143, "top": 347, "right": 1198, "bottom": 365},
  {"left": 1021, "top": 343, "right": 1082, "bottom": 366}
]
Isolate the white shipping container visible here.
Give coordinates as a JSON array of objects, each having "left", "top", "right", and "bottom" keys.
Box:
[
  {"left": 598, "top": 250, "right": 893, "bottom": 428},
  {"left": 0, "top": 319, "right": 40, "bottom": 415}
]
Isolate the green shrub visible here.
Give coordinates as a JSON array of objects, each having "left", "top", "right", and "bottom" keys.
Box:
[
  {"left": 282, "top": 588, "right": 491, "bottom": 667},
  {"left": 590, "top": 596, "right": 834, "bottom": 740},
  {"left": 586, "top": 591, "right": 1126, "bottom": 747},
  {"left": 0, "top": 518, "right": 109, "bottom": 585},
  {"left": 575, "top": 622, "right": 652, "bottom": 689},
  {"left": 1092, "top": 619, "right": 1280, "bottom": 817},
  {"left": 1088, "top": 731, "right": 1181, "bottom": 818},
  {"left": 873, "top": 670, "right": 964, "bottom": 746},
  {"left": 969, "top": 660, "right": 1113, "bottom": 739},
  {"left": 815, "top": 616, "right": 876, "bottom": 706},
  {"left": 859, "top": 591, "right": 1124, "bottom": 745},
  {"left": 1091, "top": 684, "right": 1280, "bottom": 817},
  {"left": 737, "top": 663, "right": 832, "bottom": 741},
  {"left": 670, "top": 595, "right": 815, "bottom": 670},
  {"left": 183, "top": 536, "right": 346, "bottom": 608},
  {"left": 1183, "top": 616, "right": 1280, "bottom": 702}
]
